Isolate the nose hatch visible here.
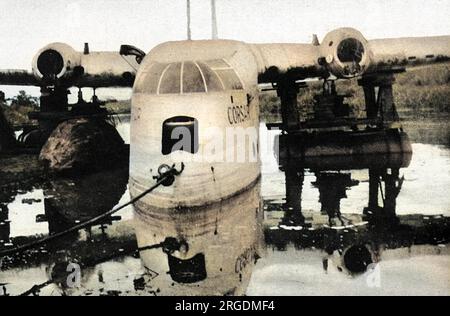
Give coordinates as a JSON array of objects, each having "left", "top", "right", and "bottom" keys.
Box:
[{"left": 162, "top": 116, "right": 199, "bottom": 155}]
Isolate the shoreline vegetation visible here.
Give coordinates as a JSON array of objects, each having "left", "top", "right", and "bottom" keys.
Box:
[
  {"left": 260, "top": 62, "right": 450, "bottom": 121},
  {"left": 0, "top": 90, "right": 39, "bottom": 127},
  {"left": 104, "top": 100, "right": 131, "bottom": 115},
  {"left": 0, "top": 92, "right": 131, "bottom": 128},
  {"left": 1, "top": 63, "right": 449, "bottom": 144}
]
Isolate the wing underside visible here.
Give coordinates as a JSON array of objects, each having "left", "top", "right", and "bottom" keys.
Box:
[
  {"left": 1, "top": 30, "right": 449, "bottom": 88},
  {"left": 0, "top": 70, "right": 135, "bottom": 88}
]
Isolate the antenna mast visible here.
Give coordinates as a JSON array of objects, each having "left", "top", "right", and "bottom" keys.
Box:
[
  {"left": 187, "top": 0, "right": 192, "bottom": 40},
  {"left": 211, "top": 0, "right": 218, "bottom": 39}
]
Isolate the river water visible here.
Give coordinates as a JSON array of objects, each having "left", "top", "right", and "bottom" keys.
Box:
[{"left": 0, "top": 115, "right": 449, "bottom": 296}]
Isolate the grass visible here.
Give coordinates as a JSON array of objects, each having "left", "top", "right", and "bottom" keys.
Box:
[
  {"left": 1, "top": 104, "right": 38, "bottom": 126},
  {"left": 259, "top": 62, "right": 450, "bottom": 120},
  {"left": 0, "top": 91, "right": 39, "bottom": 127},
  {"left": 0, "top": 94, "right": 131, "bottom": 127},
  {"left": 103, "top": 100, "right": 131, "bottom": 115}
]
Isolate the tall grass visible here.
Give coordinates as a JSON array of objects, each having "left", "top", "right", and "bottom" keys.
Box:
[
  {"left": 260, "top": 62, "right": 450, "bottom": 120},
  {"left": 0, "top": 90, "right": 39, "bottom": 126}
]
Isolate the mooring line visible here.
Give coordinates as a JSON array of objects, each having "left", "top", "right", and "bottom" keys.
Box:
[{"left": 0, "top": 163, "right": 184, "bottom": 258}]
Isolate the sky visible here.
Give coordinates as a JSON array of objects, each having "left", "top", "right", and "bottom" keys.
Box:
[{"left": 0, "top": 0, "right": 449, "bottom": 70}]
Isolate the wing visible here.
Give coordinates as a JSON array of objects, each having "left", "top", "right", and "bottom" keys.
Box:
[
  {"left": 252, "top": 28, "right": 450, "bottom": 82},
  {"left": 0, "top": 43, "right": 142, "bottom": 88},
  {"left": 0, "top": 69, "right": 135, "bottom": 88},
  {"left": 70, "top": 72, "right": 136, "bottom": 88},
  {"left": 368, "top": 36, "right": 450, "bottom": 67}
]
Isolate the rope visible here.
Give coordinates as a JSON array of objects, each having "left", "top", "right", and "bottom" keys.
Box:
[{"left": 0, "top": 163, "right": 184, "bottom": 258}]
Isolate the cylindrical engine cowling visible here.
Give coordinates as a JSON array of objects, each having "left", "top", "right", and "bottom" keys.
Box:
[
  {"left": 32, "top": 43, "right": 81, "bottom": 79},
  {"left": 320, "top": 28, "right": 372, "bottom": 78}
]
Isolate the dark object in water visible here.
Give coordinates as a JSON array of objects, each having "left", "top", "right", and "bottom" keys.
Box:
[
  {"left": 39, "top": 118, "right": 126, "bottom": 173},
  {"left": 43, "top": 167, "right": 129, "bottom": 234},
  {"left": 343, "top": 244, "right": 373, "bottom": 274},
  {"left": 168, "top": 253, "right": 207, "bottom": 284},
  {"left": 0, "top": 107, "right": 16, "bottom": 152}
]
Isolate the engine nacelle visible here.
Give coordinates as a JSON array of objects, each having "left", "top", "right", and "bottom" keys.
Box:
[
  {"left": 32, "top": 43, "right": 82, "bottom": 79},
  {"left": 319, "top": 28, "right": 372, "bottom": 78}
]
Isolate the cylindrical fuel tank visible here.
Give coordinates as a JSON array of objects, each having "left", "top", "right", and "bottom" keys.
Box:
[{"left": 276, "top": 129, "right": 412, "bottom": 166}]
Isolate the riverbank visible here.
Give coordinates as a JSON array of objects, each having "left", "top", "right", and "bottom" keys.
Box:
[{"left": 260, "top": 62, "right": 450, "bottom": 121}]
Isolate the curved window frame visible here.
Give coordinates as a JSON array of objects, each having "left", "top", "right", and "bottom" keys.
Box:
[
  {"left": 135, "top": 59, "right": 244, "bottom": 95},
  {"left": 156, "top": 63, "right": 173, "bottom": 94},
  {"left": 186, "top": 61, "right": 208, "bottom": 93},
  {"left": 204, "top": 59, "right": 245, "bottom": 91}
]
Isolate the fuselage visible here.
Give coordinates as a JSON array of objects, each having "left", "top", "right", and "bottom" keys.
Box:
[
  {"left": 129, "top": 40, "right": 261, "bottom": 210},
  {"left": 129, "top": 41, "right": 263, "bottom": 294}
]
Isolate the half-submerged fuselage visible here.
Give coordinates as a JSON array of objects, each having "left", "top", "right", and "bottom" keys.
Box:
[{"left": 129, "top": 40, "right": 263, "bottom": 295}]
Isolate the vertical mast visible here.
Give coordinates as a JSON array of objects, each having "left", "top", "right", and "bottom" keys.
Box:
[
  {"left": 211, "top": 0, "right": 218, "bottom": 39},
  {"left": 187, "top": 0, "right": 192, "bottom": 40}
]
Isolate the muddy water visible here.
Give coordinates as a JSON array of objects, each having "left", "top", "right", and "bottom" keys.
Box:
[{"left": 0, "top": 116, "right": 449, "bottom": 296}]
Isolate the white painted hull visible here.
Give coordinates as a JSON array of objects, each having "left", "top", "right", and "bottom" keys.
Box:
[
  {"left": 129, "top": 89, "right": 261, "bottom": 209},
  {"left": 133, "top": 182, "right": 263, "bottom": 295}
]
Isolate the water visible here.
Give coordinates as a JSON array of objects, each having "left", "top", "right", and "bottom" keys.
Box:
[{"left": 0, "top": 117, "right": 449, "bottom": 296}]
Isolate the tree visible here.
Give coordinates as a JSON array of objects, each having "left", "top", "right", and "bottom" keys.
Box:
[{"left": 10, "top": 90, "right": 39, "bottom": 108}]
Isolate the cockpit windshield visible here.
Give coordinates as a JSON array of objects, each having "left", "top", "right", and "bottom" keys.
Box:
[{"left": 135, "top": 59, "right": 243, "bottom": 94}]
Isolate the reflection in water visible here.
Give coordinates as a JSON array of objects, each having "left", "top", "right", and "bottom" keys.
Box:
[
  {"left": 0, "top": 203, "right": 10, "bottom": 247},
  {"left": 1, "top": 122, "right": 449, "bottom": 295},
  {"left": 43, "top": 168, "right": 128, "bottom": 235},
  {"left": 264, "top": 151, "right": 450, "bottom": 280},
  {"left": 134, "top": 183, "right": 263, "bottom": 295},
  {"left": 0, "top": 168, "right": 128, "bottom": 251},
  {"left": 279, "top": 153, "right": 411, "bottom": 230},
  {"left": 0, "top": 166, "right": 133, "bottom": 295},
  {"left": 0, "top": 177, "right": 21, "bottom": 248},
  {"left": 313, "top": 172, "right": 358, "bottom": 226}
]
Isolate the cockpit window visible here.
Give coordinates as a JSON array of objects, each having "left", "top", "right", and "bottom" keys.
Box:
[
  {"left": 159, "top": 62, "right": 181, "bottom": 94},
  {"left": 197, "top": 62, "right": 223, "bottom": 92},
  {"left": 182, "top": 62, "right": 206, "bottom": 93},
  {"left": 214, "top": 69, "right": 243, "bottom": 90},
  {"left": 144, "top": 62, "right": 168, "bottom": 94},
  {"left": 203, "top": 60, "right": 243, "bottom": 90},
  {"left": 135, "top": 59, "right": 244, "bottom": 94}
]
